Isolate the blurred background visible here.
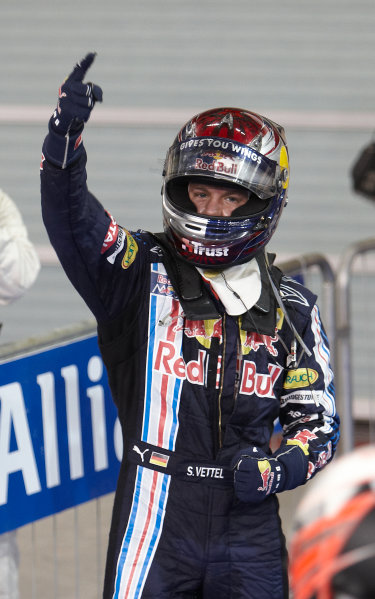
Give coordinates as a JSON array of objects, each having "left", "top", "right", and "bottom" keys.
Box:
[
  {"left": 1, "top": 0, "right": 375, "bottom": 343},
  {"left": 1, "top": 1, "right": 375, "bottom": 596}
]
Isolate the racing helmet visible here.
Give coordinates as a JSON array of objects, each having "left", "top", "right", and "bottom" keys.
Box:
[
  {"left": 289, "top": 444, "right": 375, "bottom": 599},
  {"left": 162, "top": 107, "right": 290, "bottom": 268}
]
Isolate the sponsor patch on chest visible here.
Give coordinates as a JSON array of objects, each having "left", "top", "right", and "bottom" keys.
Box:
[
  {"left": 239, "top": 361, "right": 283, "bottom": 398},
  {"left": 154, "top": 340, "right": 206, "bottom": 385}
]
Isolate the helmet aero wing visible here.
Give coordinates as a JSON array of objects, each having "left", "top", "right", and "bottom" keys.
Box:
[{"left": 162, "top": 107, "right": 289, "bottom": 268}]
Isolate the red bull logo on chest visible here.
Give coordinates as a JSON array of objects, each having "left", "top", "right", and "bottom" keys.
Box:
[
  {"left": 173, "top": 318, "right": 223, "bottom": 348},
  {"left": 154, "top": 340, "right": 206, "bottom": 385},
  {"left": 240, "top": 361, "right": 283, "bottom": 398},
  {"left": 151, "top": 272, "right": 178, "bottom": 299},
  {"left": 240, "top": 331, "right": 278, "bottom": 356}
]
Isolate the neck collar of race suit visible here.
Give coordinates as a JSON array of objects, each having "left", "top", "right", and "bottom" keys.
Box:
[
  {"left": 151, "top": 232, "right": 280, "bottom": 333},
  {"left": 197, "top": 260, "right": 261, "bottom": 316}
]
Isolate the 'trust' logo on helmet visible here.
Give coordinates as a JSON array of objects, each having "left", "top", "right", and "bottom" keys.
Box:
[{"left": 181, "top": 239, "right": 229, "bottom": 257}]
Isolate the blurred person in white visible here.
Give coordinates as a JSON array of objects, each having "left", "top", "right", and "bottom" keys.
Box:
[
  {"left": 0, "top": 187, "right": 40, "bottom": 598},
  {"left": 289, "top": 444, "right": 375, "bottom": 599}
]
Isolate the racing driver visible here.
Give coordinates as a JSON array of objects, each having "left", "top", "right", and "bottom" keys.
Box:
[{"left": 40, "top": 53, "right": 340, "bottom": 599}]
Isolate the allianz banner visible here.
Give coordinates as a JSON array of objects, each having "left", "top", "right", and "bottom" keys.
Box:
[{"left": 0, "top": 330, "right": 122, "bottom": 533}]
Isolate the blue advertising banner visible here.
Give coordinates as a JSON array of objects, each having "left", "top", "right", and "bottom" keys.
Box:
[{"left": 0, "top": 332, "right": 121, "bottom": 533}]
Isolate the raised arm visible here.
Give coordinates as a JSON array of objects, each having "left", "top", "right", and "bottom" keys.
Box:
[{"left": 40, "top": 54, "right": 146, "bottom": 323}]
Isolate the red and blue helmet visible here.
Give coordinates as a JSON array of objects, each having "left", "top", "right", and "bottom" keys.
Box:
[{"left": 162, "top": 107, "right": 290, "bottom": 268}]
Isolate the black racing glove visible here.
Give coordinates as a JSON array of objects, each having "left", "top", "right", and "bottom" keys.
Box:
[
  {"left": 42, "top": 52, "right": 103, "bottom": 168},
  {"left": 232, "top": 444, "right": 308, "bottom": 504}
]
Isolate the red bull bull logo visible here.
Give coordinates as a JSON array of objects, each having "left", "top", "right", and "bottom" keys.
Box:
[
  {"left": 240, "top": 330, "right": 278, "bottom": 356},
  {"left": 306, "top": 442, "right": 332, "bottom": 479},
  {"left": 287, "top": 429, "right": 318, "bottom": 456},
  {"left": 174, "top": 318, "right": 223, "bottom": 348},
  {"left": 257, "top": 459, "right": 274, "bottom": 494}
]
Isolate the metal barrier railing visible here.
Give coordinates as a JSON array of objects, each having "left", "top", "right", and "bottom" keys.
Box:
[
  {"left": 334, "top": 237, "right": 375, "bottom": 454},
  {"left": 278, "top": 253, "right": 336, "bottom": 367}
]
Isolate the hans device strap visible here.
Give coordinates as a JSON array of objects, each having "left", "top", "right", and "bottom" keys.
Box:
[{"left": 152, "top": 232, "right": 221, "bottom": 319}]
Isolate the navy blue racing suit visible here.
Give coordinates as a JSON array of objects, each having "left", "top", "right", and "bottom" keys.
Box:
[{"left": 40, "top": 149, "right": 339, "bottom": 599}]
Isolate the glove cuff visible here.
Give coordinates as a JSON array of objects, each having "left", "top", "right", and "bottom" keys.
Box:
[
  {"left": 274, "top": 444, "right": 309, "bottom": 492},
  {"left": 42, "top": 119, "right": 84, "bottom": 169}
]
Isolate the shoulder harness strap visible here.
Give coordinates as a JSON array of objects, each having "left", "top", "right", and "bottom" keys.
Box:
[{"left": 152, "top": 233, "right": 220, "bottom": 319}]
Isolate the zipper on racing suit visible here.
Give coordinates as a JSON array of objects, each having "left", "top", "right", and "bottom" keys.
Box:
[
  {"left": 217, "top": 313, "right": 226, "bottom": 449},
  {"left": 215, "top": 314, "right": 244, "bottom": 451}
]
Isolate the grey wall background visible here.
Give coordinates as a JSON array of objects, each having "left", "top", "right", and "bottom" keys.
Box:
[{"left": 1, "top": 0, "right": 375, "bottom": 344}]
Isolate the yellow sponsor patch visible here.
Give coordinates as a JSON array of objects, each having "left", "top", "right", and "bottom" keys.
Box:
[
  {"left": 283, "top": 368, "right": 318, "bottom": 389},
  {"left": 279, "top": 145, "right": 289, "bottom": 190},
  {"left": 121, "top": 231, "right": 138, "bottom": 270}
]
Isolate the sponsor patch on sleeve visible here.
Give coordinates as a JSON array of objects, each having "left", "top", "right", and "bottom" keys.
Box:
[
  {"left": 283, "top": 368, "right": 318, "bottom": 389},
  {"left": 101, "top": 212, "right": 119, "bottom": 254},
  {"left": 106, "top": 227, "right": 125, "bottom": 264},
  {"left": 121, "top": 230, "right": 138, "bottom": 269},
  {"left": 286, "top": 429, "right": 318, "bottom": 455},
  {"left": 280, "top": 389, "right": 323, "bottom": 407}
]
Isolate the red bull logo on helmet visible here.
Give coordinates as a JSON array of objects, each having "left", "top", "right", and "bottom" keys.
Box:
[{"left": 194, "top": 157, "right": 238, "bottom": 176}]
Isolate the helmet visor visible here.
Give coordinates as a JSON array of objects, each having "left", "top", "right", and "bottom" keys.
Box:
[{"left": 165, "top": 137, "right": 281, "bottom": 200}]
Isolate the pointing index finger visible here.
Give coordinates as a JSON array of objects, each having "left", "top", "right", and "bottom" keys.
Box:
[{"left": 68, "top": 52, "right": 97, "bottom": 82}]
